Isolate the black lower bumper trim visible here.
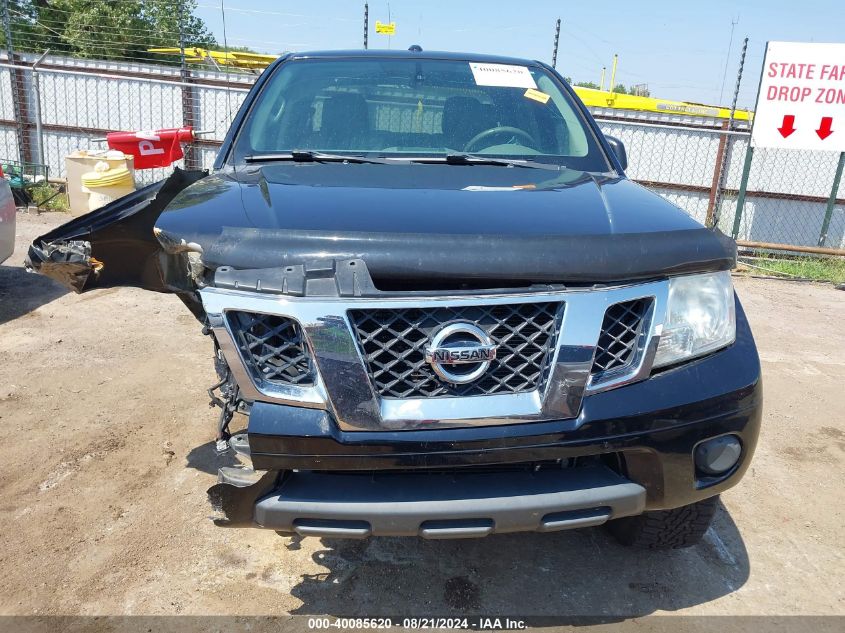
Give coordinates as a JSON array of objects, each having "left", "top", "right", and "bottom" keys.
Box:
[{"left": 254, "top": 465, "right": 645, "bottom": 538}]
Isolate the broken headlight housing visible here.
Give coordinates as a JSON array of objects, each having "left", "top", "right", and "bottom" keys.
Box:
[{"left": 653, "top": 271, "right": 736, "bottom": 368}]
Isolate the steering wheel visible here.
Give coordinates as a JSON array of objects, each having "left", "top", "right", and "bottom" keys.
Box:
[{"left": 463, "top": 126, "right": 538, "bottom": 152}]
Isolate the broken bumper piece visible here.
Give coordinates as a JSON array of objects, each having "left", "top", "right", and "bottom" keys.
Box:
[{"left": 26, "top": 168, "right": 207, "bottom": 294}]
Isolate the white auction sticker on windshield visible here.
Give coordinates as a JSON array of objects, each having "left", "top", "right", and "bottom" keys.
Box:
[{"left": 469, "top": 63, "right": 537, "bottom": 89}]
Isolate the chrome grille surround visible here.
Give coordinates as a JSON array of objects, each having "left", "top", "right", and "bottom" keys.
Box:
[
  {"left": 348, "top": 302, "right": 563, "bottom": 399},
  {"left": 201, "top": 280, "right": 668, "bottom": 432},
  {"left": 591, "top": 298, "right": 653, "bottom": 377}
]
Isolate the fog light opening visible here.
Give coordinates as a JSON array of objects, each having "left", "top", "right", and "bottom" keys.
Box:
[{"left": 695, "top": 435, "right": 742, "bottom": 476}]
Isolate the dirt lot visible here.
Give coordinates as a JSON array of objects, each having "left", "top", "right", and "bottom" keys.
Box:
[{"left": 1, "top": 211, "right": 844, "bottom": 619}]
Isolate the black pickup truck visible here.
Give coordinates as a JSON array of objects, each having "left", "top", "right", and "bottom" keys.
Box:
[{"left": 28, "top": 49, "right": 761, "bottom": 549}]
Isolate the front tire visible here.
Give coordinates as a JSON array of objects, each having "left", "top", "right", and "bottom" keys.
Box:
[{"left": 606, "top": 495, "right": 719, "bottom": 549}]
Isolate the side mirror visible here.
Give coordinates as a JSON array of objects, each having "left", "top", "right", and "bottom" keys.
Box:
[{"left": 605, "top": 136, "right": 628, "bottom": 171}]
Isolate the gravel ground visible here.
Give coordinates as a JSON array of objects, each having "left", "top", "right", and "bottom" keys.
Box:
[{"left": 1, "top": 211, "right": 843, "bottom": 619}]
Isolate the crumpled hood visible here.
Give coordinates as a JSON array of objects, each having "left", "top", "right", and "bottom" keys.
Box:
[
  {"left": 155, "top": 163, "right": 735, "bottom": 285},
  {"left": 26, "top": 165, "right": 736, "bottom": 295}
]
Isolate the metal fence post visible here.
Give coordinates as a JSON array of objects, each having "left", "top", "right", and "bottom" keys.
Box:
[
  {"left": 1, "top": 0, "right": 26, "bottom": 166},
  {"left": 818, "top": 151, "right": 845, "bottom": 247},
  {"left": 31, "top": 49, "right": 49, "bottom": 167},
  {"left": 712, "top": 37, "right": 747, "bottom": 229},
  {"left": 178, "top": 0, "right": 198, "bottom": 169},
  {"left": 706, "top": 120, "right": 729, "bottom": 226},
  {"left": 732, "top": 146, "right": 754, "bottom": 239}
]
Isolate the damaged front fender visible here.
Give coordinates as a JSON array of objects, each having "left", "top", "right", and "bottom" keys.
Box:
[{"left": 26, "top": 168, "right": 208, "bottom": 294}]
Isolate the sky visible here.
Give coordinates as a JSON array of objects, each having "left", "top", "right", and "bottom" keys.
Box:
[{"left": 194, "top": 0, "right": 845, "bottom": 110}]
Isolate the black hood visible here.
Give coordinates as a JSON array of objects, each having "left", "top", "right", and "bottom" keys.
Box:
[
  {"left": 26, "top": 165, "right": 736, "bottom": 296},
  {"left": 156, "top": 163, "right": 735, "bottom": 285}
]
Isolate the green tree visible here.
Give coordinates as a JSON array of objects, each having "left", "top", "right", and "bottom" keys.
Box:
[
  {"left": 0, "top": 0, "right": 38, "bottom": 49},
  {"left": 611, "top": 83, "right": 628, "bottom": 94},
  {"left": 2, "top": 0, "right": 216, "bottom": 63},
  {"left": 225, "top": 45, "right": 254, "bottom": 53},
  {"left": 574, "top": 81, "right": 601, "bottom": 90}
]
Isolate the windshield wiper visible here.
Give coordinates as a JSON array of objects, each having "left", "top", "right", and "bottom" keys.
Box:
[
  {"left": 244, "top": 150, "right": 390, "bottom": 164},
  {"left": 397, "top": 154, "right": 562, "bottom": 170},
  {"left": 245, "top": 150, "right": 563, "bottom": 170}
]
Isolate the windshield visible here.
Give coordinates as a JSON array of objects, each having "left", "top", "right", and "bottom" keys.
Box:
[{"left": 232, "top": 57, "right": 610, "bottom": 171}]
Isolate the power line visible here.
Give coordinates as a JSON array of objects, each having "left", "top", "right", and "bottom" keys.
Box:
[
  {"left": 195, "top": 3, "right": 359, "bottom": 22},
  {"left": 718, "top": 14, "right": 739, "bottom": 105}
]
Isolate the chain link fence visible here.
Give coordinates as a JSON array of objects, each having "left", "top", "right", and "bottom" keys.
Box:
[
  {"left": 0, "top": 50, "right": 250, "bottom": 187},
  {"left": 593, "top": 115, "right": 749, "bottom": 228},
  {"left": 724, "top": 146, "right": 845, "bottom": 251}
]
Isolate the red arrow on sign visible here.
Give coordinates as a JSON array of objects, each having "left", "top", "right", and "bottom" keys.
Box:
[
  {"left": 777, "top": 114, "right": 796, "bottom": 138},
  {"left": 816, "top": 117, "right": 834, "bottom": 140}
]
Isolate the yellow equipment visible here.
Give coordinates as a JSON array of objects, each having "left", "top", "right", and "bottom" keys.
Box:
[
  {"left": 149, "top": 47, "right": 753, "bottom": 121},
  {"left": 572, "top": 86, "right": 753, "bottom": 122},
  {"left": 148, "top": 47, "right": 278, "bottom": 70}
]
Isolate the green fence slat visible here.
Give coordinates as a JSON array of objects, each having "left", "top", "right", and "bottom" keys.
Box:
[
  {"left": 818, "top": 152, "right": 845, "bottom": 248},
  {"left": 732, "top": 146, "right": 755, "bottom": 240}
]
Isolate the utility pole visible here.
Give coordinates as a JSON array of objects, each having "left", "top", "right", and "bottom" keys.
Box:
[
  {"left": 600, "top": 66, "right": 606, "bottom": 91},
  {"left": 551, "top": 18, "right": 560, "bottom": 69},
  {"left": 363, "top": 3, "right": 368, "bottom": 49}
]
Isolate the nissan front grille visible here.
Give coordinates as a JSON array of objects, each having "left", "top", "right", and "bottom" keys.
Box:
[{"left": 201, "top": 281, "right": 666, "bottom": 431}]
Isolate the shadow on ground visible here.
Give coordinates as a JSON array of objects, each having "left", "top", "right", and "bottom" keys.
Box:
[
  {"left": 186, "top": 440, "right": 240, "bottom": 475},
  {"left": 0, "top": 263, "right": 67, "bottom": 324},
  {"left": 284, "top": 500, "right": 748, "bottom": 620}
]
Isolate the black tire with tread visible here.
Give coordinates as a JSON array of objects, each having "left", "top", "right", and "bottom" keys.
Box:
[{"left": 606, "top": 495, "right": 719, "bottom": 549}]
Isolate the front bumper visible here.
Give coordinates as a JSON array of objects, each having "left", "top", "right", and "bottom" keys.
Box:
[
  {"left": 209, "top": 301, "right": 762, "bottom": 534},
  {"left": 253, "top": 466, "right": 645, "bottom": 538}
]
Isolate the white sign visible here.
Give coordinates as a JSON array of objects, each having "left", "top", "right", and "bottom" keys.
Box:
[
  {"left": 469, "top": 63, "right": 537, "bottom": 89},
  {"left": 752, "top": 41, "right": 845, "bottom": 152}
]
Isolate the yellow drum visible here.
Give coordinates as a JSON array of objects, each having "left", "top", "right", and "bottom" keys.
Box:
[{"left": 81, "top": 162, "right": 135, "bottom": 211}]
